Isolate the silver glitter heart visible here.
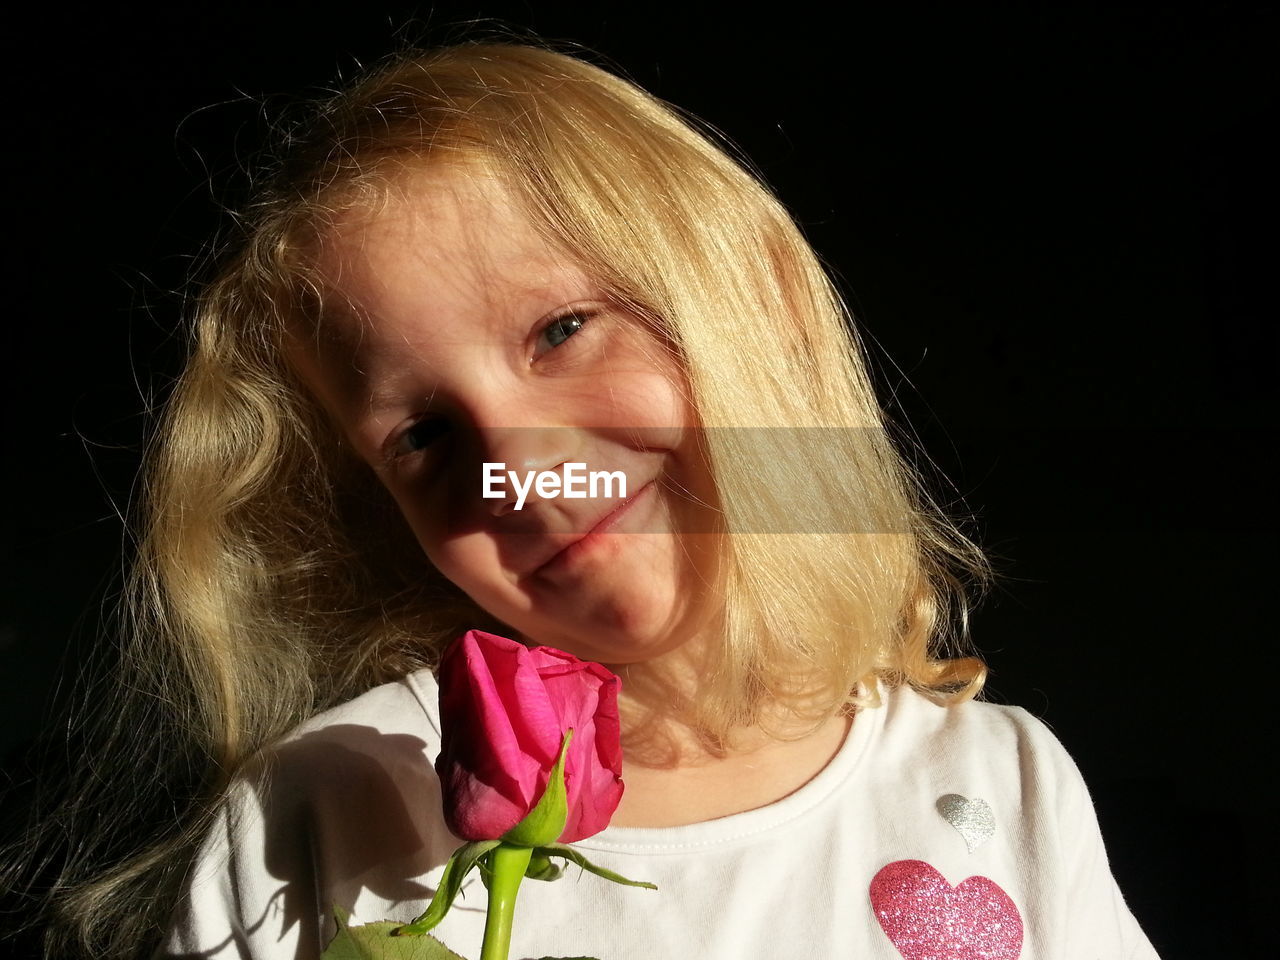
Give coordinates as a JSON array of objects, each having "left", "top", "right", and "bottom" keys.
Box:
[{"left": 937, "top": 793, "right": 995, "bottom": 853}]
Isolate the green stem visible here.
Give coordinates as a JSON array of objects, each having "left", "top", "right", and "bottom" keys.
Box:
[{"left": 478, "top": 843, "right": 533, "bottom": 960}]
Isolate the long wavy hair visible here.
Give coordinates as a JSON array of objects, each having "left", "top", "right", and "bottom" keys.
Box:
[{"left": 2, "top": 37, "right": 995, "bottom": 959}]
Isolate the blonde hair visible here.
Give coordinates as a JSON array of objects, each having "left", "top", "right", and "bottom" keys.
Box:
[{"left": 2, "top": 37, "right": 994, "bottom": 959}]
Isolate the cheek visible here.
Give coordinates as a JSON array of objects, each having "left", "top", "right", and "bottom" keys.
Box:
[
  {"left": 600, "top": 330, "right": 692, "bottom": 428},
  {"left": 407, "top": 519, "right": 511, "bottom": 605},
  {"left": 603, "top": 372, "right": 694, "bottom": 450},
  {"left": 386, "top": 487, "right": 467, "bottom": 580}
]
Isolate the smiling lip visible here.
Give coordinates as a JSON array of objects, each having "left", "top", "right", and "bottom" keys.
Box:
[{"left": 534, "top": 481, "right": 653, "bottom": 577}]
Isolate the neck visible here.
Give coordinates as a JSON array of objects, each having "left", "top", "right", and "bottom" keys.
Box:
[
  {"left": 608, "top": 707, "right": 853, "bottom": 828},
  {"left": 607, "top": 624, "right": 846, "bottom": 768}
]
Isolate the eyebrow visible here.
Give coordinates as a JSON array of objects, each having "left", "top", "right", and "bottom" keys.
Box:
[
  {"left": 325, "top": 275, "right": 608, "bottom": 416},
  {"left": 365, "top": 379, "right": 438, "bottom": 416}
]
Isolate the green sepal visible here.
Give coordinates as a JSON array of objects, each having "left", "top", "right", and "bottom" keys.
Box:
[
  {"left": 323, "top": 904, "right": 467, "bottom": 958},
  {"left": 500, "top": 729, "right": 573, "bottom": 848},
  {"left": 392, "top": 839, "right": 500, "bottom": 936},
  {"left": 523, "top": 851, "right": 564, "bottom": 882},
  {"left": 532, "top": 843, "right": 657, "bottom": 890}
]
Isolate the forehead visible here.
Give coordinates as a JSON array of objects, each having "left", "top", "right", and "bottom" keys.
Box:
[
  {"left": 315, "top": 165, "right": 587, "bottom": 325},
  {"left": 291, "top": 164, "right": 599, "bottom": 407}
]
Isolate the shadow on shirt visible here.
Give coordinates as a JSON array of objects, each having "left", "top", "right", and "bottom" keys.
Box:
[{"left": 163, "top": 722, "right": 482, "bottom": 959}]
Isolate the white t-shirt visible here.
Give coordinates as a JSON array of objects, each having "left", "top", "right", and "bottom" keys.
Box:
[{"left": 158, "top": 669, "right": 1161, "bottom": 959}]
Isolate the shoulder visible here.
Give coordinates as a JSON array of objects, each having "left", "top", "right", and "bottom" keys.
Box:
[
  {"left": 860, "top": 687, "right": 1162, "bottom": 957},
  {"left": 880, "top": 682, "right": 1072, "bottom": 753},
  {"left": 227, "top": 668, "right": 445, "bottom": 829},
  {"left": 872, "top": 682, "right": 1092, "bottom": 803},
  {"left": 862, "top": 682, "right": 1112, "bottom": 864},
  {"left": 163, "top": 675, "right": 456, "bottom": 955},
  {"left": 281, "top": 666, "right": 442, "bottom": 746}
]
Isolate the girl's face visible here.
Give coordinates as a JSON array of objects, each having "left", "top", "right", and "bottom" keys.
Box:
[{"left": 290, "top": 166, "right": 722, "bottom": 668}]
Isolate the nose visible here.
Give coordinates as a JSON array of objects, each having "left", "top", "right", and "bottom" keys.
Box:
[{"left": 477, "top": 425, "right": 583, "bottom": 517}]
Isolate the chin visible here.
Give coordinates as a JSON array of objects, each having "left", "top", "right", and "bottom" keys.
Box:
[
  {"left": 554, "top": 616, "right": 701, "bottom": 669},
  {"left": 500, "top": 586, "right": 707, "bottom": 665}
]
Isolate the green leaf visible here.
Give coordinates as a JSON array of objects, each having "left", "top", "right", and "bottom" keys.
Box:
[
  {"left": 534, "top": 844, "right": 657, "bottom": 890},
  {"left": 501, "top": 730, "right": 572, "bottom": 847},
  {"left": 524, "top": 851, "right": 563, "bottom": 882},
  {"left": 321, "top": 904, "right": 468, "bottom": 959},
  {"left": 393, "top": 840, "right": 500, "bottom": 936}
]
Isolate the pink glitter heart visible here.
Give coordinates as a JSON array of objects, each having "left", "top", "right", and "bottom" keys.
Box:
[{"left": 870, "top": 859, "right": 1023, "bottom": 960}]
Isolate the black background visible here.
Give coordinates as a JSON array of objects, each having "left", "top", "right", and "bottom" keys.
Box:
[{"left": 3, "top": 3, "right": 1274, "bottom": 957}]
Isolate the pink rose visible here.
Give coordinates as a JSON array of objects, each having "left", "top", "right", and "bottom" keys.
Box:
[{"left": 434, "top": 629, "right": 625, "bottom": 844}]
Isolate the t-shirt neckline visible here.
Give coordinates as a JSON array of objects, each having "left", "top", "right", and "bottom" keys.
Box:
[
  {"left": 406, "top": 668, "right": 885, "bottom": 854},
  {"left": 574, "top": 681, "right": 885, "bottom": 854}
]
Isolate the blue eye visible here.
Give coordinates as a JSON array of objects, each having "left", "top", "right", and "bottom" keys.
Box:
[
  {"left": 394, "top": 418, "right": 449, "bottom": 456},
  {"left": 538, "top": 310, "right": 594, "bottom": 353}
]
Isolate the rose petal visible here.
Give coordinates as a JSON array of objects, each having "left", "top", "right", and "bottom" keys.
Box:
[{"left": 436, "top": 630, "right": 626, "bottom": 842}]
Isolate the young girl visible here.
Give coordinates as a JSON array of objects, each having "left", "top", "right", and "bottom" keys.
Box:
[{"left": 14, "top": 39, "right": 1159, "bottom": 960}]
